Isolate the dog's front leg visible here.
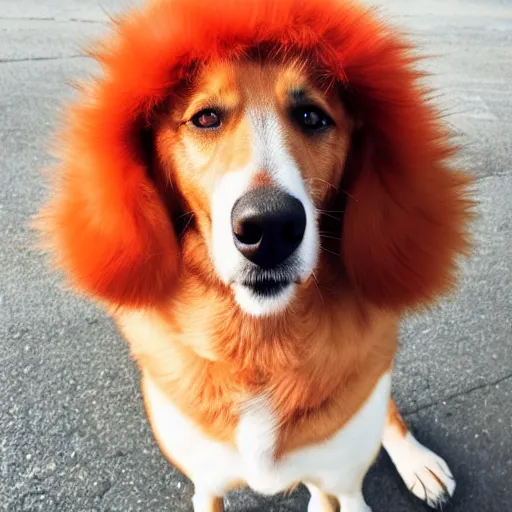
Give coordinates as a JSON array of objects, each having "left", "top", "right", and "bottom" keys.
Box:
[
  {"left": 306, "top": 483, "right": 340, "bottom": 512},
  {"left": 307, "top": 483, "right": 371, "bottom": 512},
  {"left": 383, "top": 399, "right": 456, "bottom": 508},
  {"left": 336, "top": 492, "right": 371, "bottom": 512},
  {"left": 192, "top": 490, "right": 224, "bottom": 512}
]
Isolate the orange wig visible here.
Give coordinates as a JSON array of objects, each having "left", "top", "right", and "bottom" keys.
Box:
[{"left": 39, "top": 0, "right": 472, "bottom": 310}]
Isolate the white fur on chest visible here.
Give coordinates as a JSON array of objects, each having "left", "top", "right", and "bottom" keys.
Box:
[{"left": 144, "top": 372, "right": 391, "bottom": 497}]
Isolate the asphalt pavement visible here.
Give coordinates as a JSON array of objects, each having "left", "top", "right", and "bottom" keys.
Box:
[{"left": 1, "top": 1, "right": 511, "bottom": 510}]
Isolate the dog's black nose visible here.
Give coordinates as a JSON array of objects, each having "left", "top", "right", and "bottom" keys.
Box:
[{"left": 231, "top": 187, "right": 306, "bottom": 269}]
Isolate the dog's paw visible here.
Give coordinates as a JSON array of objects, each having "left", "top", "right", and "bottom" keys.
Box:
[
  {"left": 306, "top": 484, "right": 339, "bottom": 512},
  {"left": 338, "top": 494, "right": 372, "bottom": 512},
  {"left": 391, "top": 433, "right": 455, "bottom": 509}
]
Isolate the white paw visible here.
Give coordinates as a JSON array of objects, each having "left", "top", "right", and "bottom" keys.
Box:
[
  {"left": 192, "top": 490, "right": 223, "bottom": 512},
  {"left": 389, "top": 433, "right": 456, "bottom": 509},
  {"left": 307, "top": 495, "right": 326, "bottom": 512},
  {"left": 338, "top": 494, "right": 372, "bottom": 512},
  {"left": 307, "top": 492, "right": 324, "bottom": 512},
  {"left": 306, "top": 484, "right": 338, "bottom": 512}
]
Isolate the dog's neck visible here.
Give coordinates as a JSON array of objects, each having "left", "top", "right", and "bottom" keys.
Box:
[{"left": 116, "top": 259, "right": 398, "bottom": 454}]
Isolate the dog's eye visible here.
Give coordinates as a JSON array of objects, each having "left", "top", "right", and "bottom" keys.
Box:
[
  {"left": 291, "top": 106, "right": 333, "bottom": 133},
  {"left": 191, "top": 109, "right": 221, "bottom": 129}
]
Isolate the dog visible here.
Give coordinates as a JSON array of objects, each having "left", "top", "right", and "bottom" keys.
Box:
[{"left": 37, "top": 0, "right": 473, "bottom": 510}]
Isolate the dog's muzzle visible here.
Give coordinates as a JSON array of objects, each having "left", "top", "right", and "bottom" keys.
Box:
[{"left": 230, "top": 186, "right": 306, "bottom": 299}]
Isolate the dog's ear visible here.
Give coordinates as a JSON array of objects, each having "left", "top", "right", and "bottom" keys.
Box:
[
  {"left": 37, "top": 88, "right": 180, "bottom": 308},
  {"left": 340, "top": 93, "right": 473, "bottom": 311}
]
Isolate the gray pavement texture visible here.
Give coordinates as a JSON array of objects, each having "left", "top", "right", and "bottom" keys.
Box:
[{"left": 1, "top": 0, "right": 511, "bottom": 510}]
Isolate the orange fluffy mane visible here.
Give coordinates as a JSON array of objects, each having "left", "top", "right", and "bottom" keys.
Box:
[{"left": 39, "top": 0, "right": 473, "bottom": 311}]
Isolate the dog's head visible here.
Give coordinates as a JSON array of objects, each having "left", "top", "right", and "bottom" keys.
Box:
[
  {"left": 39, "top": 0, "right": 472, "bottom": 315},
  {"left": 154, "top": 59, "right": 351, "bottom": 315}
]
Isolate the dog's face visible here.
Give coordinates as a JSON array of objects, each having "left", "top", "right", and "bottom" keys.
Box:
[{"left": 155, "top": 60, "right": 353, "bottom": 315}]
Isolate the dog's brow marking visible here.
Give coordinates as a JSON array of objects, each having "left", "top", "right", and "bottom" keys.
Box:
[
  {"left": 246, "top": 108, "right": 282, "bottom": 173},
  {"left": 290, "top": 88, "right": 306, "bottom": 101}
]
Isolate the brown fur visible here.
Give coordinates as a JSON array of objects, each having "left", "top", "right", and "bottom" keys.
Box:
[
  {"left": 387, "top": 398, "right": 409, "bottom": 438},
  {"left": 117, "top": 62, "right": 397, "bottom": 459}
]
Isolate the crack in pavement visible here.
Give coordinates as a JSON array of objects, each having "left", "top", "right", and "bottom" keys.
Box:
[
  {"left": 0, "top": 16, "right": 103, "bottom": 24},
  {"left": 0, "top": 54, "right": 87, "bottom": 64},
  {"left": 404, "top": 370, "right": 512, "bottom": 417}
]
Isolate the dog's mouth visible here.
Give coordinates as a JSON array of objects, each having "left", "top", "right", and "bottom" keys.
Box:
[
  {"left": 237, "top": 264, "right": 300, "bottom": 298},
  {"left": 242, "top": 278, "right": 292, "bottom": 297},
  {"left": 232, "top": 262, "right": 305, "bottom": 315}
]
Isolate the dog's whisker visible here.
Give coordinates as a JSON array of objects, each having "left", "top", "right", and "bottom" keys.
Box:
[
  {"left": 175, "top": 211, "right": 195, "bottom": 222},
  {"left": 316, "top": 211, "right": 339, "bottom": 221},
  {"left": 320, "top": 245, "right": 340, "bottom": 257},
  {"left": 319, "top": 234, "right": 341, "bottom": 242},
  {"left": 181, "top": 213, "right": 195, "bottom": 234},
  {"left": 311, "top": 271, "right": 325, "bottom": 306},
  {"left": 317, "top": 208, "right": 345, "bottom": 214},
  {"left": 305, "top": 177, "right": 338, "bottom": 192},
  {"left": 340, "top": 189, "right": 358, "bottom": 201}
]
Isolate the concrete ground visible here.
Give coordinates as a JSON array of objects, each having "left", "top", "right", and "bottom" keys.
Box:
[{"left": 1, "top": 0, "right": 511, "bottom": 510}]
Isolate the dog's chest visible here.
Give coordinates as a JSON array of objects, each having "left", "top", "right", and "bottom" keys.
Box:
[{"left": 144, "top": 371, "right": 391, "bottom": 495}]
